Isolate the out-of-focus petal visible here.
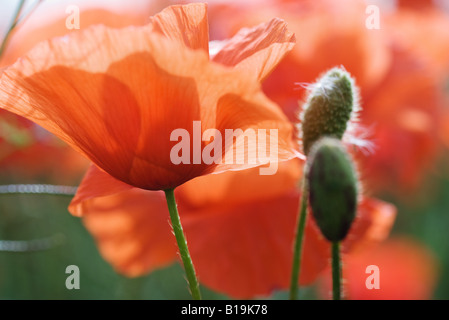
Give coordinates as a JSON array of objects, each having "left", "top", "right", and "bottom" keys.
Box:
[
  {"left": 386, "top": 6, "right": 449, "bottom": 79},
  {"left": 82, "top": 188, "right": 178, "bottom": 276},
  {"left": 180, "top": 191, "right": 300, "bottom": 298},
  {"left": 206, "top": 0, "right": 391, "bottom": 121},
  {"left": 319, "top": 238, "right": 439, "bottom": 300},
  {"left": 210, "top": 91, "right": 296, "bottom": 175},
  {"left": 148, "top": 3, "right": 210, "bottom": 54},
  {"left": 358, "top": 48, "right": 440, "bottom": 192},
  {"left": 177, "top": 158, "right": 302, "bottom": 208},
  {"left": 212, "top": 18, "right": 295, "bottom": 81},
  {"left": 304, "top": 196, "right": 397, "bottom": 281},
  {"left": 342, "top": 197, "right": 397, "bottom": 252},
  {"left": 180, "top": 193, "right": 395, "bottom": 297},
  {"left": 397, "top": 0, "right": 434, "bottom": 9},
  {"left": 439, "top": 110, "right": 449, "bottom": 150},
  {"left": 0, "top": 0, "right": 165, "bottom": 67},
  {"left": 69, "top": 164, "right": 133, "bottom": 217}
]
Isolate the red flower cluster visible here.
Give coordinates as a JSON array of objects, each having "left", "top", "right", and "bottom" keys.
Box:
[{"left": 207, "top": 0, "right": 449, "bottom": 194}]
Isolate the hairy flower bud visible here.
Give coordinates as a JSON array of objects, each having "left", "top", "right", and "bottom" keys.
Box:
[
  {"left": 306, "top": 137, "right": 358, "bottom": 242},
  {"left": 301, "top": 67, "right": 358, "bottom": 155}
]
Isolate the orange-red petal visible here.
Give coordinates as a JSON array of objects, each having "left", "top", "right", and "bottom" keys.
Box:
[
  {"left": 69, "top": 164, "right": 133, "bottom": 217},
  {"left": 177, "top": 158, "right": 302, "bottom": 209},
  {"left": 0, "top": 4, "right": 159, "bottom": 67},
  {"left": 82, "top": 188, "right": 178, "bottom": 276},
  {"left": 179, "top": 190, "right": 300, "bottom": 298},
  {"left": 386, "top": 6, "right": 449, "bottom": 80},
  {"left": 319, "top": 238, "right": 439, "bottom": 300},
  {"left": 148, "top": 3, "right": 210, "bottom": 54},
  {"left": 303, "top": 196, "right": 397, "bottom": 283},
  {"left": 358, "top": 48, "right": 440, "bottom": 192},
  {"left": 397, "top": 0, "right": 434, "bottom": 9},
  {"left": 212, "top": 18, "right": 296, "bottom": 81},
  {"left": 342, "top": 197, "right": 397, "bottom": 252}
]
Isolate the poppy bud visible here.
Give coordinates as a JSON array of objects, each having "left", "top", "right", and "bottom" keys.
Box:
[
  {"left": 301, "top": 67, "right": 358, "bottom": 155},
  {"left": 306, "top": 137, "right": 358, "bottom": 242}
]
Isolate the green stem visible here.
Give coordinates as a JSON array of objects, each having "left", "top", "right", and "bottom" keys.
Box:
[
  {"left": 0, "top": 0, "right": 26, "bottom": 58},
  {"left": 164, "top": 188, "right": 201, "bottom": 300},
  {"left": 289, "top": 177, "right": 308, "bottom": 300},
  {"left": 331, "top": 241, "right": 341, "bottom": 300}
]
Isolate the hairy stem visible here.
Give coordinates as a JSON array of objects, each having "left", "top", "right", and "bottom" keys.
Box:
[{"left": 164, "top": 188, "right": 201, "bottom": 300}]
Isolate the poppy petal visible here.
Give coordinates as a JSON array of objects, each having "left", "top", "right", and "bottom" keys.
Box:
[
  {"left": 149, "top": 3, "right": 210, "bottom": 54},
  {"left": 82, "top": 188, "right": 178, "bottom": 276},
  {"left": 69, "top": 164, "right": 133, "bottom": 217},
  {"left": 211, "top": 91, "right": 296, "bottom": 175},
  {"left": 177, "top": 158, "right": 302, "bottom": 209},
  {"left": 305, "top": 196, "right": 397, "bottom": 282},
  {"left": 179, "top": 191, "right": 300, "bottom": 298},
  {"left": 0, "top": 5, "right": 159, "bottom": 67},
  {"left": 342, "top": 197, "right": 397, "bottom": 252},
  {"left": 386, "top": 7, "right": 449, "bottom": 79},
  {"left": 212, "top": 18, "right": 295, "bottom": 81},
  {"left": 359, "top": 48, "right": 440, "bottom": 191},
  {"left": 319, "top": 238, "right": 438, "bottom": 300}
]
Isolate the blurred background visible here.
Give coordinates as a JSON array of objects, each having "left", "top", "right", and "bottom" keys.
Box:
[{"left": 0, "top": 0, "right": 448, "bottom": 299}]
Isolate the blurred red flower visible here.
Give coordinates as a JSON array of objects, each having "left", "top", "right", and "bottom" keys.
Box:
[
  {"left": 387, "top": 1, "right": 449, "bottom": 160},
  {"left": 319, "top": 238, "right": 439, "bottom": 300},
  {"left": 206, "top": 0, "right": 449, "bottom": 194},
  {"left": 69, "top": 159, "right": 396, "bottom": 298}
]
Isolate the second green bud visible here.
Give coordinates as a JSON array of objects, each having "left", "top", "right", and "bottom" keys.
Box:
[{"left": 306, "top": 137, "right": 358, "bottom": 242}]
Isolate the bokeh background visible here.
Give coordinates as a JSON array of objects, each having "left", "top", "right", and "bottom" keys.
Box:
[{"left": 0, "top": 0, "right": 448, "bottom": 299}]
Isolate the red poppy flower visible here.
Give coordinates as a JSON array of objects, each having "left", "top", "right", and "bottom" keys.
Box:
[
  {"left": 319, "top": 238, "right": 439, "bottom": 300},
  {"left": 0, "top": 3, "right": 297, "bottom": 190}
]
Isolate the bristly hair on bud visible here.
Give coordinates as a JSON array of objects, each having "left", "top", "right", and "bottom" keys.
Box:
[
  {"left": 306, "top": 137, "right": 358, "bottom": 242},
  {"left": 299, "top": 66, "right": 367, "bottom": 156}
]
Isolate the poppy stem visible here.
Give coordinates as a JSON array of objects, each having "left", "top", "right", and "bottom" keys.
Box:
[
  {"left": 331, "top": 241, "right": 342, "bottom": 300},
  {"left": 289, "top": 177, "right": 308, "bottom": 300},
  {"left": 164, "top": 188, "right": 201, "bottom": 300}
]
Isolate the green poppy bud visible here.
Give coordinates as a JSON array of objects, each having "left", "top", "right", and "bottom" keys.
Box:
[
  {"left": 301, "top": 67, "right": 358, "bottom": 155},
  {"left": 306, "top": 137, "right": 358, "bottom": 242}
]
